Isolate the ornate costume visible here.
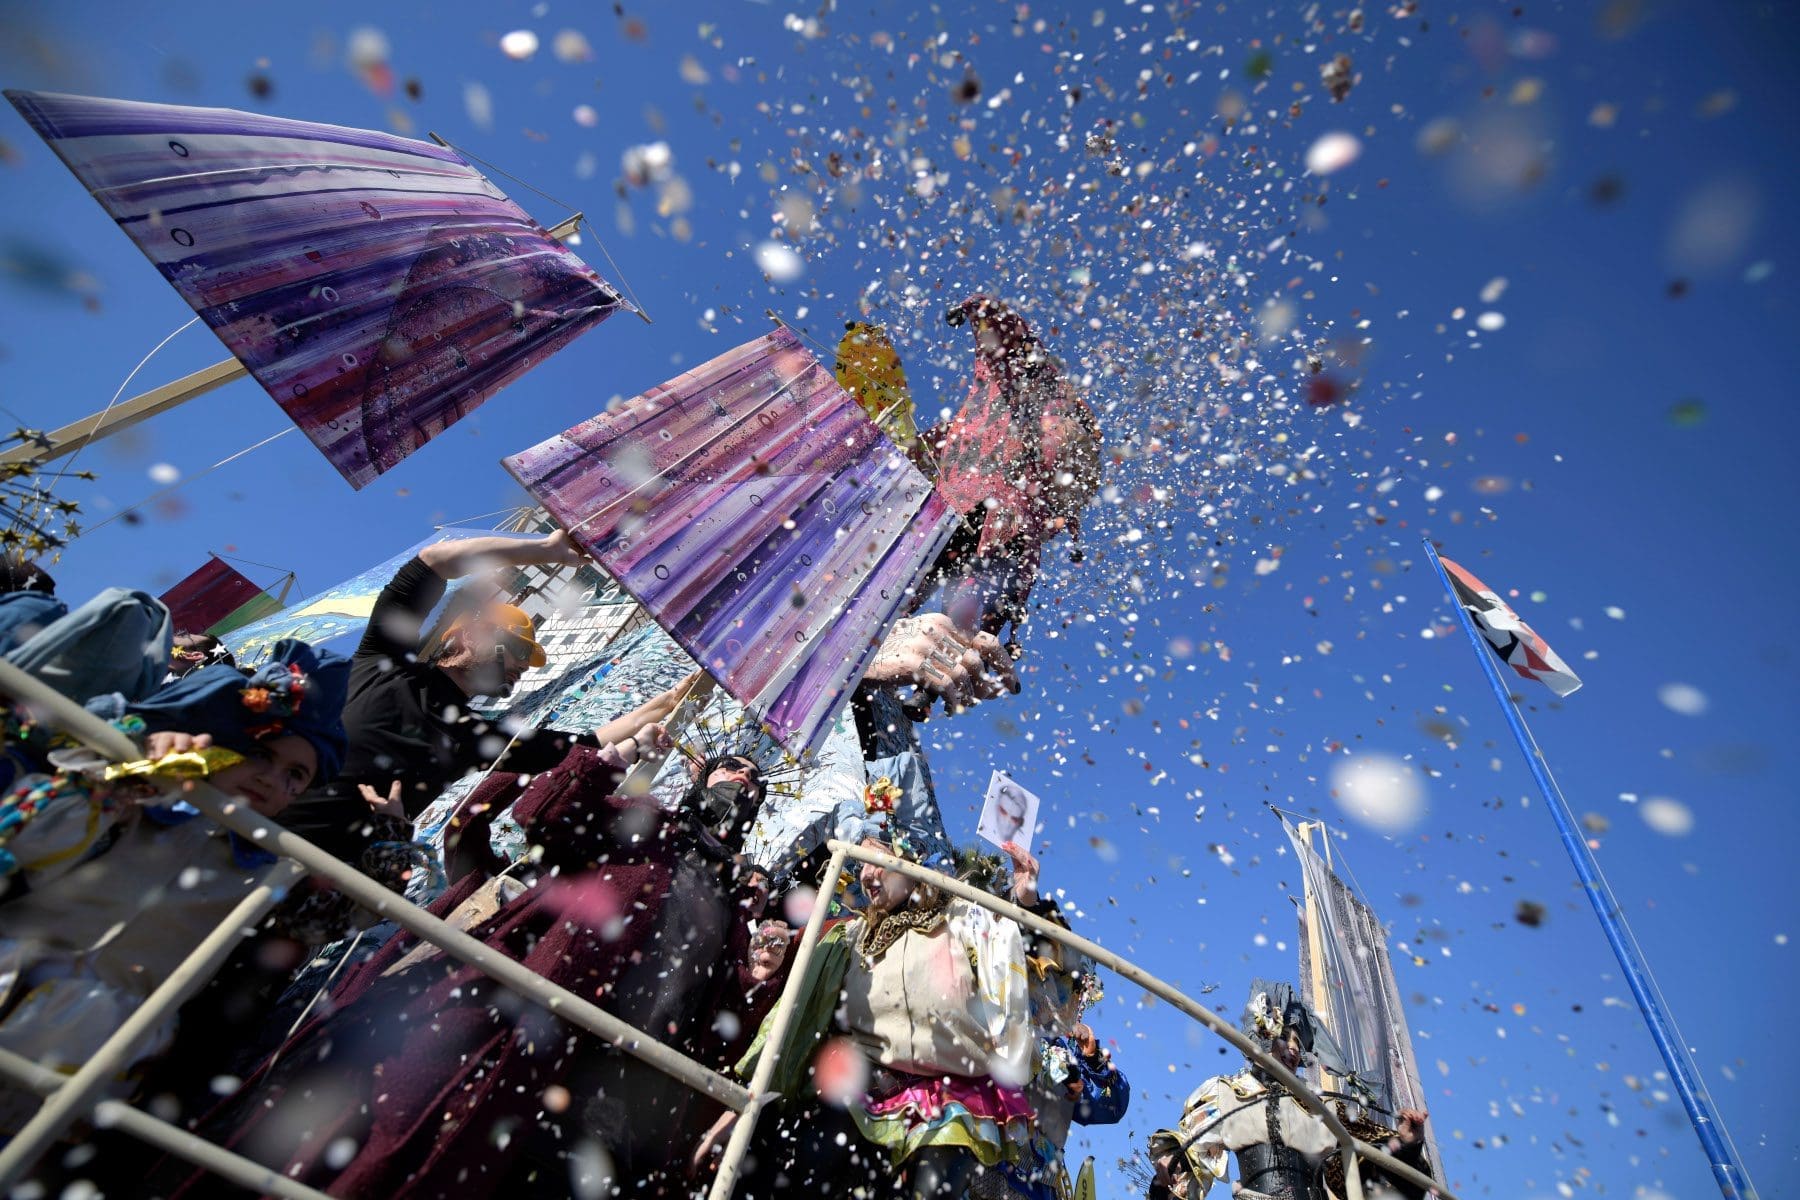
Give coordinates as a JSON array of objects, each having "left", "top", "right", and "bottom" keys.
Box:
[
  {"left": 1147, "top": 983, "right": 1431, "bottom": 1200},
  {"left": 734, "top": 824, "right": 1039, "bottom": 1199},
  {"left": 922, "top": 295, "right": 1101, "bottom": 646}
]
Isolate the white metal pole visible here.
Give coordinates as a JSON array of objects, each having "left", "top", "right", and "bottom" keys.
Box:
[
  {"left": 0, "top": 860, "right": 306, "bottom": 1188},
  {"left": 0, "top": 1046, "right": 336, "bottom": 1200},
  {"left": 0, "top": 658, "right": 141, "bottom": 759},
  {"left": 706, "top": 843, "right": 851, "bottom": 1200}
]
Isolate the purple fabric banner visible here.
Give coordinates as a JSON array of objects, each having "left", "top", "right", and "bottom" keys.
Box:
[
  {"left": 504, "top": 327, "right": 956, "bottom": 755},
  {"left": 6, "top": 89, "right": 629, "bottom": 489}
]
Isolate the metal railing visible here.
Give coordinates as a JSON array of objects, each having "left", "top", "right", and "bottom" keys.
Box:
[
  {"left": 707, "top": 839, "right": 1455, "bottom": 1200},
  {"left": 0, "top": 658, "right": 748, "bottom": 1194},
  {"left": 0, "top": 657, "right": 1451, "bottom": 1199}
]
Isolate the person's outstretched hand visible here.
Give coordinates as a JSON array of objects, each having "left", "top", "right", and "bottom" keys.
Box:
[
  {"left": 358, "top": 781, "right": 407, "bottom": 820},
  {"left": 864, "top": 613, "right": 1019, "bottom": 712},
  {"left": 1000, "top": 840, "right": 1040, "bottom": 908},
  {"left": 591, "top": 670, "right": 703, "bottom": 746},
  {"left": 688, "top": 1111, "right": 737, "bottom": 1179},
  {"left": 1396, "top": 1108, "right": 1429, "bottom": 1146},
  {"left": 615, "top": 721, "right": 671, "bottom": 766},
  {"left": 145, "top": 730, "right": 212, "bottom": 759},
  {"left": 538, "top": 527, "right": 588, "bottom": 568}
]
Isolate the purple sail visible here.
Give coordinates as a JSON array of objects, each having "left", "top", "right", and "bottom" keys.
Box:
[
  {"left": 504, "top": 327, "right": 957, "bottom": 756},
  {"left": 6, "top": 89, "right": 629, "bottom": 489}
]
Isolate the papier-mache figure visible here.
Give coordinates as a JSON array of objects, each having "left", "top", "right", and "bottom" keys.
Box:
[{"left": 922, "top": 295, "right": 1102, "bottom": 651}]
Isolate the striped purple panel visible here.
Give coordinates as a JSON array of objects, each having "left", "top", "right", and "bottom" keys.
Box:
[
  {"left": 504, "top": 327, "right": 956, "bottom": 756},
  {"left": 7, "top": 89, "right": 629, "bottom": 489}
]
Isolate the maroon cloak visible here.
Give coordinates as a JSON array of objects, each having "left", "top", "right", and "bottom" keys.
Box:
[{"left": 164, "top": 744, "right": 754, "bottom": 1198}]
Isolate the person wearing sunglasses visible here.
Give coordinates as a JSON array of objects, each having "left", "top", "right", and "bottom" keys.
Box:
[{"left": 278, "top": 529, "right": 659, "bottom": 860}]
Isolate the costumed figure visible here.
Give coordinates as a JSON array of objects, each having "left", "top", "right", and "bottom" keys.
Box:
[
  {"left": 980, "top": 843, "right": 1129, "bottom": 1200},
  {"left": 710, "top": 806, "right": 1037, "bottom": 1200},
  {"left": 1146, "top": 982, "right": 1433, "bottom": 1200},
  {"left": 836, "top": 320, "right": 929, "bottom": 469},
  {"left": 0, "top": 639, "right": 349, "bottom": 1130},
  {"left": 922, "top": 295, "right": 1102, "bottom": 652}
]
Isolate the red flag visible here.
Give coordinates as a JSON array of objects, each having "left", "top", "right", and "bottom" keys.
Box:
[
  {"left": 1441, "top": 556, "right": 1583, "bottom": 697},
  {"left": 160, "top": 557, "right": 274, "bottom": 637}
]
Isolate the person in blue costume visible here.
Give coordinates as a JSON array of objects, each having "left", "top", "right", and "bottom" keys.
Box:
[{"left": 0, "top": 639, "right": 349, "bottom": 1129}]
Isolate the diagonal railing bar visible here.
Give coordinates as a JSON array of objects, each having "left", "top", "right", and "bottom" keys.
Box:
[
  {"left": 0, "top": 659, "right": 749, "bottom": 1194},
  {"left": 181, "top": 786, "right": 753, "bottom": 1112},
  {"left": 0, "top": 1047, "right": 336, "bottom": 1200},
  {"left": 707, "top": 839, "right": 1455, "bottom": 1200},
  {"left": 0, "top": 859, "right": 305, "bottom": 1186},
  {"left": 704, "top": 842, "right": 850, "bottom": 1200}
]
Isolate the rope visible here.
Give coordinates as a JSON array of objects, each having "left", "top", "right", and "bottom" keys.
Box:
[
  {"left": 265, "top": 928, "right": 367, "bottom": 1073},
  {"left": 578, "top": 217, "right": 653, "bottom": 326},
  {"left": 48, "top": 316, "right": 201, "bottom": 496},
  {"left": 432, "top": 504, "right": 535, "bottom": 531},
  {"left": 212, "top": 554, "right": 306, "bottom": 602},
  {"left": 427, "top": 132, "right": 652, "bottom": 324},
  {"left": 1269, "top": 805, "right": 1381, "bottom": 911},
  {"left": 213, "top": 552, "right": 294, "bottom": 576},
  {"left": 75, "top": 427, "right": 294, "bottom": 539}
]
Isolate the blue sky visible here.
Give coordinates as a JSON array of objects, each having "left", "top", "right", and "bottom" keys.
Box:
[{"left": 2, "top": 1, "right": 1796, "bottom": 1196}]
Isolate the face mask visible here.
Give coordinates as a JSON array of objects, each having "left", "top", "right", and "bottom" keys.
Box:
[{"left": 698, "top": 779, "right": 754, "bottom": 838}]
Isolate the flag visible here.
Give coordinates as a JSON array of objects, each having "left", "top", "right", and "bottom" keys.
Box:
[
  {"left": 160, "top": 556, "right": 285, "bottom": 637},
  {"left": 1440, "top": 555, "right": 1583, "bottom": 697},
  {"left": 504, "top": 326, "right": 957, "bottom": 756},
  {"left": 7, "top": 89, "right": 629, "bottom": 488}
]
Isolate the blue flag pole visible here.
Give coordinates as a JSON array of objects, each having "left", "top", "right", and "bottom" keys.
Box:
[{"left": 1422, "top": 539, "right": 1755, "bottom": 1200}]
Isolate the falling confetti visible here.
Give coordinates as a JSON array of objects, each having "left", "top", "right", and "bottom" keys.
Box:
[
  {"left": 1330, "top": 753, "right": 1427, "bottom": 833},
  {"left": 1657, "top": 683, "right": 1709, "bottom": 716},
  {"left": 1640, "top": 796, "right": 1695, "bottom": 836},
  {"left": 753, "top": 240, "right": 804, "bottom": 283},
  {"left": 552, "top": 29, "right": 594, "bottom": 63},
  {"left": 498, "top": 29, "right": 540, "bottom": 61},
  {"left": 1305, "top": 132, "right": 1362, "bottom": 176},
  {"left": 1667, "top": 398, "right": 1707, "bottom": 427}
]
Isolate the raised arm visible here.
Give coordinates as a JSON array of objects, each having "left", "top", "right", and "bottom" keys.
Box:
[{"left": 417, "top": 529, "right": 587, "bottom": 581}]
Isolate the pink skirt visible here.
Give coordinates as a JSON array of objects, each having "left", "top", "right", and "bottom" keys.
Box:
[{"left": 852, "top": 1071, "right": 1037, "bottom": 1168}]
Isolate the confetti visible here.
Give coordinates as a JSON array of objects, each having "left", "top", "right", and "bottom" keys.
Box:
[
  {"left": 1640, "top": 797, "right": 1695, "bottom": 836},
  {"left": 753, "top": 240, "right": 805, "bottom": 283},
  {"left": 1330, "top": 753, "right": 1427, "bottom": 833},
  {"left": 1656, "top": 683, "right": 1709, "bottom": 716},
  {"left": 1305, "top": 132, "right": 1362, "bottom": 176},
  {"left": 498, "top": 29, "right": 540, "bottom": 61}
]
